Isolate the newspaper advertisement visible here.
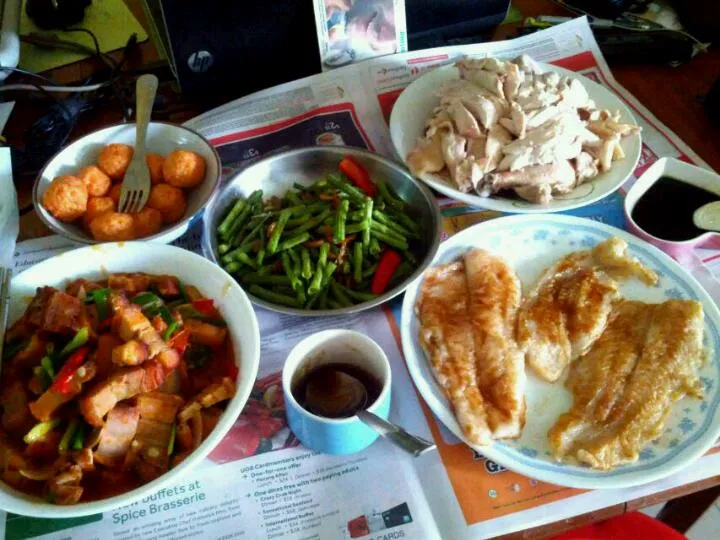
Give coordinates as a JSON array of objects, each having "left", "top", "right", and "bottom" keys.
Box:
[
  {"left": 313, "top": 0, "right": 407, "bottom": 71},
  {"left": 6, "top": 17, "right": 720, "bottom": 540}
]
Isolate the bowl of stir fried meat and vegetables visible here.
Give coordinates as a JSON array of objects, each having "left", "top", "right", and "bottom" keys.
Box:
[{"left": 0, "top": 243, "right": 260, "bottom": 517}]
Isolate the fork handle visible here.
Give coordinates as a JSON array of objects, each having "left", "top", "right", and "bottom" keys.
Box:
[{"left": 134, "top": 74, "right": 158, "bottom": 155}]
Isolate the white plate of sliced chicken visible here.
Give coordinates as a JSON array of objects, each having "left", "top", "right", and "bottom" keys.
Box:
[
  {"left": 400, "top": 214, "right": 720, "bottom": 489},
  {"left": 390, "top": 55, "right": 641, "bottom": 212}
]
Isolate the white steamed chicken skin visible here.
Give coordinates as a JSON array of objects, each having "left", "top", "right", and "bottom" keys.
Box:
[{"left": 407, "top": 55, "right": 640, "bottom": 204}]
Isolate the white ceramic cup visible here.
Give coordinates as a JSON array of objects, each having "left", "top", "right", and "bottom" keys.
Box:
[{"left": 282, "top": 330, "right": 392, "bottom": 455}]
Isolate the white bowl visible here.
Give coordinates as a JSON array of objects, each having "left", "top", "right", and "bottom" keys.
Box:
[
  {"left": 1, "top": 243, "right": 260, "bottom": 517},
  {"left": 389, "top": 62, "right": 641, "bottom": 214},
  {"left": 33, "top": 122, "right": 221, "bottom": 244}
]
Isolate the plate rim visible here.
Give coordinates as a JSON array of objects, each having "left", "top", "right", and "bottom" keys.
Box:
[
  {"left": 400, "top": 214, "right": 720, "bottom": 489},
  {"left": 389, "top": 62, "right": 641, "bottom": 214}
]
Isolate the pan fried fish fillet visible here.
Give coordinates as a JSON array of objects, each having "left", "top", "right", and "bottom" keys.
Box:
[
  {"left": 416, "top": 261, "right": 492, "bottom": 445},
  {"left": 518, "top": 237, "right": 658, "bottom": 382},
  {"left": 416, "top": 251, "right": 525, "bottom": 444},
  {"left": 464, "top": 250, "right": 526, "bottom": 438},
  {"left": 549, "top": 299, "right": 705, "bottom": 469}
]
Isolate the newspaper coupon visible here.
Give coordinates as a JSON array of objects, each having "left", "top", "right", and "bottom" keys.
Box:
[{"left": 313, "top": 0, "right": 407, "bottom": 70}]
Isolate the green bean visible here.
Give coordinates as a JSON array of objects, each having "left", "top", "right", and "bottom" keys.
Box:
[
  {"left": 293, "top": 182, "right": 309, "bottom": 191},
  {"left": 286, "top": 191, "right": 304, "bottom": 206},
  {"left": 369, "top": 237, "right": 381, "bottom": 256},
  {"left": 342, "top": 260, "right": 351, "bottom": 275},
  {"left": 218, "top": 198, "right": 246, "bottom": 236},
  {"left": 390, "top": 261, "right": 415, "bottom": 286},
  {"left": 249, "top": 285, "right": 300, "bottom": 307},
  {"left": 238, "top": 215, "right": 270, "bottom": 249},
  {"left": 236, "top": 252, "right": 258, "bottom": 269},
  {"left": 329, "top": 280, "right": 352, "bottom": 307},
  {"left": 286, "top": 214, "right": 311, "bottom": 227},
  {"left": 256, "top": 248, "right": 266, "bottom": 266},
  {"left": 327, "top": 299, "right": 344, "bottom": 310},
  {"left": 403, "top": 250, "right": 417, "bottom": 264},
  {"left": 218, "top": 243, "right": 230, "bottom": 255},
  {"left": 353, "top": 242, "right": 363, "bottom": 283},
  {"left": 378, "top": 182, "right": 404, "bottom": 211},
  {"left": 241, "top": 274, "right": 291, "bottom": 286},
  {"left": 278, "top": 232, "right": 311, "bottom": 252},
  {"left": 389, "top": 209, "right": 421, "bottom": 234},
  {"left": 288, "top": 248, "right": 302, "bottom": 277},
  {"left": 267, "top": 209, "right": 292, "bottom": 255},
  {"left": 301, "top": 248, "right": 313, "bottom": 279},
  {"left": 286, "top": 209, "right": 331, "bottom": 235},
  {"left": 342, "top": 285, "right": 378, "bottom": 303},
  {"left": 371, "top": 220, "right": 407, "bottom": 243},
  {"left": 225, "top": 261, "right": 240, "bottom": 273},
  {"left": 345, "top": 222, "right": 366, "bottom": 235},
  {"left": 326, "top": 174, "right": 366, "bottom": 205},
  {"left": 221, "top": 243, "right": 252, "bottom": 265},
  {"left": 321, "top": 262, "right": 338, "bottom": 288},
  {"left": 363, "top": 198, "right": 373, "bottom": 254},
  {"left": 281, "top": 252, "right": 301, "bottom": 291},
  {"left": 362, "top": 262, "right": 378, "bottom": 278},
  {"left": 318, "top": 287, "right": 329, "bottom": 309},
  {"left": 296, "top": 286, "right": 307, "bottom": 306},
  {"left": 228, "top": 190, "right": 263, "bottom": 239},
  {"left": 370, "top": 229, "right": 408, "bottom": 250},
  {"left": 333, "top": 199, "right": 349, "bottom": 243},
  {"left": 307, "top": 243, "right": 329, "bottom": 295},
  {"left": 373, "top": 210, "right": 414, "bottom": 237}
]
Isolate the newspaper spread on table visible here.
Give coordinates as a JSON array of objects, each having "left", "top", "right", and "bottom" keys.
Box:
[{"left": 5, "top": 17, "right": 720, "bottom": 540}]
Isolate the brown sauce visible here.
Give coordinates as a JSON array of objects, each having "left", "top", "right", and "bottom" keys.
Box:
[
  {"left": 292, "top": 363, "right": 382, "bottom": 419},
  {"left": 631, "top": 177, "right": 719, "bottom": 241}
]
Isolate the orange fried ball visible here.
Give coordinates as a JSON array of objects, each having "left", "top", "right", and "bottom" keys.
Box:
[
  {"left": 147, "top": 184, "right": 187, "bottom": 224},
  {"left": 162, "top": 150, "right": 206, "bottom": 189},
  {"left": 97, "top": 143, "right": 134, "bottom": 180},
  {"left": 88, "top": 212, "right": 136, "bottom": 241},
  {"left": 42, "top": 175, "right": 88, "bottom": 223},
  {"left": 132, "top": 207, "right": 163, "bottom": 238},
  {"left": 77, "top": 165, "right": 111, "bottom": 197},
  {"left": 146, "top": 153, "right": 165, "bottom": 185},
  {"left": 83, "top": 196, "right": 116, "bottom": 229},
  {"left": 108, "top": 184, "right": 122, "bottom": 206}
]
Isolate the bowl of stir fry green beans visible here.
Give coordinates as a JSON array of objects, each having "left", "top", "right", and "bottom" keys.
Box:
[{"left": 202, "top": 147, "right": 441, "bottom": 315}]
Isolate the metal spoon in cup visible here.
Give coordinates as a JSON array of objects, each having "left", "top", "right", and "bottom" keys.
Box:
[
  {"left": 693, "top": 201, "right": 720, "bottom": 232},
  {"left": 304, "top": 368, "right": 436, "bottom": 457}
]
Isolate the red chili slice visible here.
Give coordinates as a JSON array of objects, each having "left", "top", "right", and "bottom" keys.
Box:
[
  {"left": 51, "top": 347, "right": 90, "bottom": 394},
  {"left": 169, "top": 329, "right": 190, "bottom": 355},
  {"left": 339, "top": 157, "right": 378, "bottom": 197},
  {"left": 192, "top": 299, "right": 215, "bottom": 316},
  {"left": 371, "top": 250, "right": 402, "bottom": 295}
]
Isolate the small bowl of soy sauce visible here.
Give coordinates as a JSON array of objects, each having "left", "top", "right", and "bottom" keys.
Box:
[
  {"left": 282, "top": 330, "right": 391, "bottom": 455},
  {"left": 625, "top": 157, "right": 720, "bottom": 262}
]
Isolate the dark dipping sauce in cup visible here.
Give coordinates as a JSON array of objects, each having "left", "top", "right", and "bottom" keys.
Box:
[
  {"left": 631, "top": 176, "right": 720, "bottom": 241},
  {"left": 292, "top": 363, "right": 383, "bottom": 419}
]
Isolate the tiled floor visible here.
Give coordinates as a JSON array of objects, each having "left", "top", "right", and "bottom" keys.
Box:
[{"left": 686, "top": 496, "right": 720, "bottom": 539}]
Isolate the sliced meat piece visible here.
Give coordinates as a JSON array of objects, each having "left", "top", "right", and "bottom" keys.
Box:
[
  {"left": 92, "top": 334, "right": 123, "bottom": 379},
  {"left": 153, "top": 276, "right": 180, "bottom": 298},
  {"left": 574, "top": 151, "right": 599, "bottom": 183},
  {"left": 480, "top": 161, "right": 576, "bottom": 204},
  {"left": 107, "top": 273, "right": 152, "bottom": 294},
  {"left": 446, "top": 100, "right": 482, "bottom": 138},
  {"left": 136, "top": 392, "right": 184, "bottom": 424},
  {"left": 185, "top": 320, "right": 228, "bottom": 348},
  {"left": 407, "top": 134, "right": 445, "bottom": 177},
  {"left": 503, "top": 62, "right": 522, "bottom": 101},
  {"left": 25, "top": 287, "right": 87, "bottom": 335},
  {"left": 10, "top": 335, "right": 47, "bottom": 369},
  {"left": 29, "top": 361, "right": 97, "bottom": 422},
  {"left": 112, "top": 340, "right": 149, "bottom": 366},
  {"left": 113, "top": 301, "right": 178, "bottom": 369},
  {"left": 94, "top": 405, "right": 140, "bottom": 467},
  {"left": 134, "top": 418, "right": 174, "bottom": 471},
  {"left": 1, "top": 381, "right": 30, "bottom": 432},
  {"left": 483, "top": 124, "right": 513, "bottom": 172},
  {"left": 79, "top": 361, "right": 166, "bottom": 427},
  {"left": 456, "top": 59, "right": 505, "bottom": 98}
]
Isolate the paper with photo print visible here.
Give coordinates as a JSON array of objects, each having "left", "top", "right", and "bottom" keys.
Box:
[{"left": 313, "top": 0, "right": 407, "bottom": 70}]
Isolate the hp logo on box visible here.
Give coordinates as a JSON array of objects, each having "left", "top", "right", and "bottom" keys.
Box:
[{"left": 188, "top": 51, "right": 214, "bottom": 73}]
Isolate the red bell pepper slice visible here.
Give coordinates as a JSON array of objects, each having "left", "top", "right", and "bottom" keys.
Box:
[
  {"left": 51, "top": 346, "right": 89, "bottom": 394},
  {"left": 339, "top": 157, "right": 378, "bottom": 197},
  {"left": 192, "top": 299, "right": 215, "bottom": 316},
  {"left": 169, "top": 328, "right": 191, "bottom": 355},
  {"left": 371, "top": 249, "right": 402, "bottom": 295}
]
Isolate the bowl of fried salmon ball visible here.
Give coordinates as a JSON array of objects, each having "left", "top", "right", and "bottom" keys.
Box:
[{"left": 33, "top": 122, "right": 221, "bottom": 244}]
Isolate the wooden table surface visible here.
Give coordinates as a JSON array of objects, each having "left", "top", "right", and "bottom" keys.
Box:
[{"left": 5, "top": 0, "right": 720, "bottom": 537}]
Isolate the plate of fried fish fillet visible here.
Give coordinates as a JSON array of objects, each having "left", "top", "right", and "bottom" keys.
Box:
[
  {"left": 401, "top": 214, "right": 720, "bottom": 489},
  {"left": 390, "top": 55, "right": 641, "bottom": 212}
]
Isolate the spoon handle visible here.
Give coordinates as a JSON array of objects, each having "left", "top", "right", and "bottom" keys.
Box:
[
  {"left": 134, "top": 74, "right": 158, "bottom": 155},
  {"left": 357, "top": 410, "right": 436, "bottom": 457}
]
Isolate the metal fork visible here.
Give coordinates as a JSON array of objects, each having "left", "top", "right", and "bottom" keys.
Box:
[{"left": 118, "top": 74, "right": 159, "bottom": 213}]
